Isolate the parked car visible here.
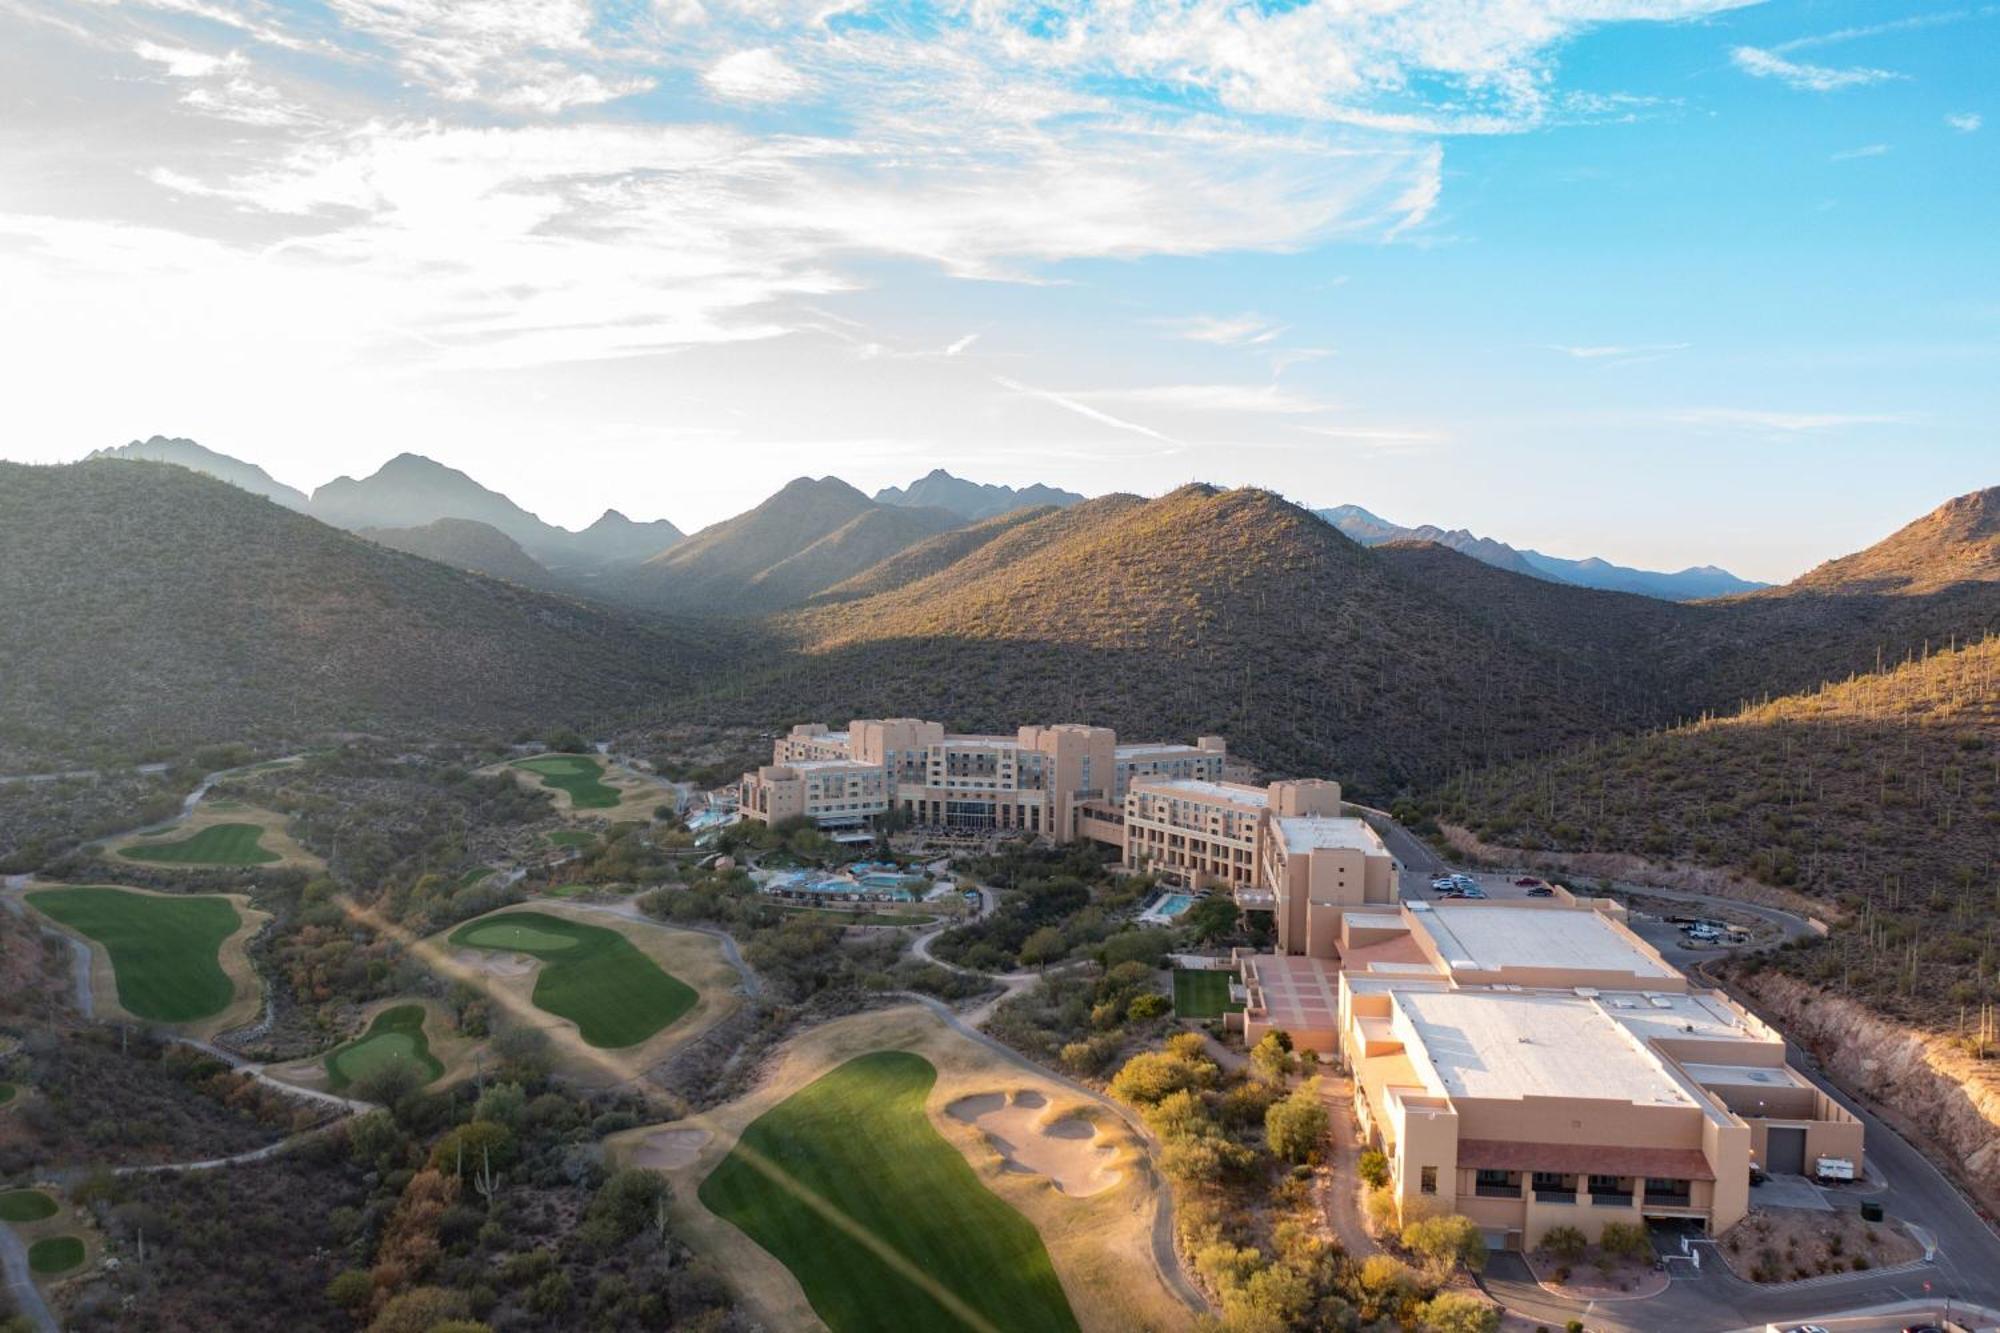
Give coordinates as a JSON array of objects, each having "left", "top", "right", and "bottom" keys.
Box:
[
  {"left": 1527, "top": 886, "right": 1555, "bottom": 898},
  {"left": 1461, "top": 887, "right": 1487, "bottom": 899},
  {"left": 1514, "top": 877, "right": 1541, "bottom": 887}
]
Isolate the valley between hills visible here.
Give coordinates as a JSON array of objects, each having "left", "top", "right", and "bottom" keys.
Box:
[{"left": 0, "top": 443, "right": 1994, "bottom": 1333}]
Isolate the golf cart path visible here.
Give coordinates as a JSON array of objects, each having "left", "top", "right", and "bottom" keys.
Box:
[{"left": 0, "top": 1222, "right": 57, "bottom": 1333}]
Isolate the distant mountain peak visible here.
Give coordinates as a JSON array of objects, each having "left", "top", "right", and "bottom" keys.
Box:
[
  {"left": 875, "top": 470, "right": 1086, "bottom": 520},
  {"left": 1314, "top": 503, "right": 1766, "bottom": 602},
  {"left": 90, "top": 436, "right": 310, "bottom": 511}
]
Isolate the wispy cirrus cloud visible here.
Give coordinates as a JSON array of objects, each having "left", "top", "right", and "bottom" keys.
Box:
[
  {"left": 1161, "top": 314, "right": 1288, "bottom": 347},
  {"left": 1668, "top": 407, "right": 1911, "bottom": 432},
  {"left": 1830, "top": 143, "right": 1890, "bottom": 161},
  {"left": 992, "top": 376, "right": 1178, "bottom": 443},
  {"left": 1945, "top": 111, "right": 1983, "bottom": 132},
  {"left": 1730, "top": 46, "right": 1902, "bottom": 93}
]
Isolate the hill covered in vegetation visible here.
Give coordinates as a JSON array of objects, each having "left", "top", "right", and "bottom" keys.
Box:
[
  {"left": 0, "top": 461, "right": 715, "bottom": 768},
  {"left": 1433, "top": 635, "right": 1999, "bottom": 1024}
]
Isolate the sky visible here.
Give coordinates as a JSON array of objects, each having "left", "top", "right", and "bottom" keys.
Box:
[{"left": 0, "top": 0, "right": 1993, "bottom": 582}]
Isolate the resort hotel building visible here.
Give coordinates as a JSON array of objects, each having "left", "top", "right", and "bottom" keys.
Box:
[
  {"left": 1231, "top": 895, "right": 1864, "bottom": 1248},
  {"left": 742, "top": 719, "right": 1229, "bottom": 840}
]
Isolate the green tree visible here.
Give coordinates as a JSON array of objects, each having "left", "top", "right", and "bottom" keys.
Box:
[
  {"left": 1264, "top": 1079, "right": 1329, "bottom": 1163},
  {"left": 1415, "top": 1291, "right": 1500, "bottom": 1333},
  {"left": 1402, "top": 1213, "right": 1488, "bottom": 1275},
  {"left": 1540, "top": 1223, "right": 1588, "bottom": 1264},
  {"left": 1250, "top": 1032, "right": 1294, "bottom": 1081},
  {"left": 1183, "top": 896, "right": 1240, "bottom": 944},
  {"left": 1358, "top": 1148, "right": 1391, "bottom": 1189},
  {"left": 1126, "top": 991, "right": 1171, "bottom": 1021},
  {"left": 1018, "top": 926, "right": 1065, "bottom": 970}
]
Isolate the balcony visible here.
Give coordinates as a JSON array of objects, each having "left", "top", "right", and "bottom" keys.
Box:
[
  {"left": 1642, "top": 1190, "right": 1693, "bottom": 1209},
  {"left": 1532, "top": 1189, "right": 1577, "bottom": 1204},
  {"left": 1473, "top": 1183, "right": 1522, "bottom": 1200},
  {"left": 1588, "top": 1193, "right": 1635, "bottom": 1208}
]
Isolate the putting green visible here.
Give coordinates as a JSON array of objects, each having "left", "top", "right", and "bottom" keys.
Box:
[
  {"left": 28, "top": 1236, "right": 84, "bottom": 1275},
  {"left": 326, "top": 1005, "right": 444, "bottom": 1092},
  {"left": 1172, "top": 969, "right": 1243, "bottom": 1019},
  {"left": 514, "top": 755, "right": 619, "bottom": 810},
  {"left": 119, "top": 822, "right": 279, "bottom": 866},
  {"left": 699, "top": 1051, "right": 1079, "bottom": 1333},
  {"left": 27, "top": 887, "right": 240, "bottom": 1022},
  {"left": 449, "top": 912, "right": 695, "bottom": 1048},
  {"left": 456, "top": 920, "right": 583, "bottom": 953},
  {"left": 0, "top": 1189, "right": 57, "bottom": 1223}
]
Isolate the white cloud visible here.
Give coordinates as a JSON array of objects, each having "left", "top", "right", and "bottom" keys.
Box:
[
  {"left": 943, "top": 333, "right": 979, "bottom": 356},
  {"left": 1551, "top": 342, "right": 1689, "bottom": 360},
  {"left": 1945, "top": 111, "right": 1983, "bottom": 133},
  {"left": 1829, "top": 143, "right": 1889, "bottom": 161},
  {"left": 704, "top": 48, "right": 810, "bottom": 103},
  {"left": 132, "top": 41, "right": 239, "bottom": 79},
  {"left": 1669, "top": 408, "right": 1910, "bottom": 432},
  {"left": 1162, "top": 314, "right": 1287, "bottom": 347},
  {"left": 1731, "top": 46, "right": 1901, "bottom": 93},
  {"left": 993, "top": 376, "right": 1177, "bottom": 443},
  {"left": 1082, "top": 383, "right": 1330, "bottom": 414}
]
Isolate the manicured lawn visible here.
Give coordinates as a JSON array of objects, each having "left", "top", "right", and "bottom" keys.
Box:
[
  {"left": 449, "top": 912, "right": 695, "bottom": 1048},
  {"left": 326, "top": 1004, "right": 444, "bottom": 1091},
  {"left": 0, "top": 1189, "right": 57, "bottom": 1223},
  {"left": 27, "top": 887, "right": 239, "bottom": 1022},
  {"left": 1172, "top": 968, "right": 1242, "bottom": 1019},
  {"left": 547, "top": 830, "right": 598, "bottom": 848},
  {"left": 514, "top": 755, "right": 619, "bottom": 809},
  {"left": 700, "top": 1051, "right": 1079, "bottom": 1333},
  {"left": 28, "top": 1236, "right": 84, "bottom": 1274},
  {"left": 455, "top": 866, "right": 495, "bottom": 888},
  {"left": 119, "top": 822, "right": 278, "bottom": 865}
]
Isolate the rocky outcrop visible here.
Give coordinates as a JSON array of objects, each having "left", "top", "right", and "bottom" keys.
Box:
[{"left": 1733, "top": 969, "right": 2000, "bottom": 1214}]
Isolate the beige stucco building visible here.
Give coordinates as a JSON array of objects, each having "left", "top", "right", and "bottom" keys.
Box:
[
  {"left": 1233, "top": 898, "right": 1862, "bottom": 1248},
  {"left": 740, "top": 719, "right": 1225, "bottom": 838}
]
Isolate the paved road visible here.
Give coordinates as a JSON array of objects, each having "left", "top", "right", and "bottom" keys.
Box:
[{"left": 0, "top": 1222, "right": 57, "bottom": 1333}]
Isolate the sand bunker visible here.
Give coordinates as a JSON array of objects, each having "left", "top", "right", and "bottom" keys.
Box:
[
  {"left": 453, "top": 948, "right": 535, "bottom": 978},
  {"left": 629, "top": 1126, "right": 712, "bottom": 1170},
  {"left": 947, "top": 1090, "right": 1121, "bottom": 1197}
]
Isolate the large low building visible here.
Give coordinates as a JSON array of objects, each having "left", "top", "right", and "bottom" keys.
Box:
[
  {"left": 1233, "top": 897, "right": 1863, "bottom": 1248},
  {"left": 740, "top": 719, "right": 1226, "bottom": 840}
]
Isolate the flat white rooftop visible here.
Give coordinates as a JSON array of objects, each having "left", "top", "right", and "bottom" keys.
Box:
[
  {"left": 1678, "top": 1062, "right": 1808, "bottom": 1089},
  {"left": 786, "top": 759, "right": 884, "bottom": 773},
  {"left": 1136, "top": 778, "right": 1268, "bottom": 807},
  {"left": 1415, "top": 904, "right": 1673, "bottom": 978},
  {"left": 1603, "top": 990, "right": 1765, "bottom": 1044},
  {"left": 1396, "top": 988, "right": 1692, "bottom": 1107},
  {"left": 1275, "top": 814, "right": 1384, "bottom": 855},
  {"left": 1116, "top": 743, "right": 1208, "bottom": 758}
]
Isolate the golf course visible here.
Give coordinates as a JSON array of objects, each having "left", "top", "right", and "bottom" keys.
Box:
[
  {"left": 26, "top": 886, "right": 243, "bottom": 1022},
  {"left": 699, "top": 1050, "right": 1081, "bottom": 1333},
  {"left": 325, "top": 1004, "right": 444, "bottom": 1091},
  {"left": 449, "top": 911, "right": 696, "bottom": 1048},
  {"left": 118, "top": 821, "right": 280, "bottom": 865},
  {"left": 28, "top": 1235, "right": 85, "bottom": 1275},
  {"left": 513, "top": 754, "right": 619, "bottom": 809},
  {"left": 0, "top": 1190, "right": 57, "bottom": 1223}
]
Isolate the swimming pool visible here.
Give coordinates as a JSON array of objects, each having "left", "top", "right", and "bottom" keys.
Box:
[
  {"left": 859, "top": 872, "right": 914, "bottom": 890},
  {"left": 1156, "top": 893, "right": 1194, "bottom": 916}
]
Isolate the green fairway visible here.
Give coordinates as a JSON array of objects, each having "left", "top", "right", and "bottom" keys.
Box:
[
  {"left": 515, "top": 754, "right": 619, "bottom": 809},
  {"left": 455, "top": 866, "right": 495, "bottom": 888},
  {"left": 547, "top": 829, "right": 598, "bottom": 848},
  {"left": 119, "top": 822, "right": 278, "bottom": 865},
  {"left": 699, "top": 1051, "right": 1079, "bottom": 1333},
  {"left": 326, "top": 1005, "right": 444, "bottom": 1091},
  {"left": 1172, "top": 969, "right": 1242, "bottom": 1019},
  {"left": 449, "top": 912, "right": 695, "bottom": 1048},
  {"left": 27, "top": 887, "right": 240, "bottom": 1022},
  {"left": 28, "top": 1236, "right": 84, "bottom": 1275},
  {"left": 0, "top": 1190, "right": 57, "bottom": 1223}
]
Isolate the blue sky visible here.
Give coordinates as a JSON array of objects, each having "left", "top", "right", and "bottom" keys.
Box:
[{"left": 0, "top": 0, "right": 1991, "bottom": 580}]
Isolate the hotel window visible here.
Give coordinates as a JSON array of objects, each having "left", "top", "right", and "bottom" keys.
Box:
[{"left": 1420, "top": 1166, "right": 1437, "bottom": 1195}]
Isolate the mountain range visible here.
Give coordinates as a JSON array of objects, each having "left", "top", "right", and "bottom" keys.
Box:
[
  {"left": 3, "top": 447, "right": 1993, "bottom": 794},
  {"left": 1315, "top": 504, "right": 1768, "bottom": 601},
  {"left": 91, "top": 438, "right": 1768, "bottom": 610}
]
